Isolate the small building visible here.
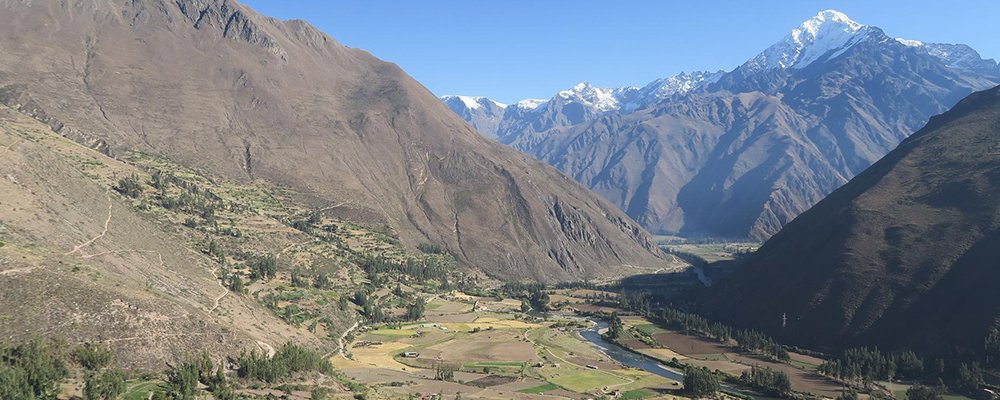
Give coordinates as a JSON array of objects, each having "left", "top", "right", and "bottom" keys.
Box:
[{"left": 402, "top": 352, "right": 419, "bottom": 358}]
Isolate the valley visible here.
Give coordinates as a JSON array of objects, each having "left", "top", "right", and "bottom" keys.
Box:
[{"left": 1, "top": 1, "right": 999, "bottom": 399}]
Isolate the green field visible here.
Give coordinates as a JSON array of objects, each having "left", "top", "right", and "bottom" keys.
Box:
[
  {"left": 122, "top": 380, "right": 164, "bottom": 400},
  {"left": 634, "top": 323, "right": 668, "bottom": 335},
  {"left": 517, "top": 382, "right": 560, "bottom": 394},
  {"left": 621, "top": 388, "right": 658, "bottom": 399}
]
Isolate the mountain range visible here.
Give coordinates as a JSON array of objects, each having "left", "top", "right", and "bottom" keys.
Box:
[
  {"left": 444, "top": 10, "right": 1000, "bottom": 240},
  {"left": 703, "top": 84, "right": 1000, "bottom": 355},
  {"left": 0, "top": 0, "right": 666, "bottom": 282}
]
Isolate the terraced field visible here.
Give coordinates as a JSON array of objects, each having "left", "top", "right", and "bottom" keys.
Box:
[{"left": 333, "top": 294, "right": 686, "bottom": 399}]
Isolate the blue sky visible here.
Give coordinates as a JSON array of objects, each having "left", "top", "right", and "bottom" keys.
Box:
[{"left": 243, "top": 1, "right": 1000, "bottom": 104}]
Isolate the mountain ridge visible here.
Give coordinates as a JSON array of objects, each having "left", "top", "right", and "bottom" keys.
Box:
[
  {"left": 444, "top": 10, "right": 1000, "bottom": 240},
  {"left": 702, "top": 84, "right": 1000, "bottom": 355},
  {"left": 0, "top": 0, "right": 666, "bottom": 281}
]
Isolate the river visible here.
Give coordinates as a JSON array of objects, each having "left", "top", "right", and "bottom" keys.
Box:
[
  {"left": 576, "top": 319, "right": 761, "bottom": 397},
  {"left": 577, "top": 320, "right": 686, "bottom": 381}
]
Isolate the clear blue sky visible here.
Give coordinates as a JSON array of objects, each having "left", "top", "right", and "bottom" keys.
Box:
[{"left": 243, "top": 1, "right": 1000, "bottom": 104}]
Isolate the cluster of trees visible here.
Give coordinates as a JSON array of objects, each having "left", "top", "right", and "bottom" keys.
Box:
[
  {"left": 818, "top": 347, "right": 989, "bottom": 397},
  {"left": 74, "top": 343, "right": 126, "bottom": 400},
  {"left": 605, "top": 312, "right": 625, "bottom": 340},
  {"left": 906, "top": 385, "right": 945, "bottom": 400},
  {"left": 113, "top": 175, "right": 144, "bottom": 198},
  {"left": 406, "top": 297, "right": 426, "bottom": 321},
  {"left": 733, "top": 329, "right": 789, "bottom": 361},
  {"left": 289, "top": 212, "right": 322, "bottom": 234},
  {"left": 0, "top": 340, "right": 133, "bottom": 400},
  {"left": 818, "top": 347, "right": 923, "bottom": 381},
  {"left": 162, "top": 353, "right": 234, "bottom": 400},
  {"left": 986, "top": 317, "right": 1000, "bottom": 367},
  {"left": 657, "top": 307, "right": 732, "bottom": 343},
  {"left": 683, "top": 366, "right": 720, "bottom": 397},
  {"left": 352, "top": 289, "right": 387, "bottom": 323},
  {"left": 0, "top": 339, "right": 69, "bottom": 399},
  {"left": 738, "top": 365, "right": 791, "bottom": 395},
  {"left": 83, "top": 369, "right": 126, "bottom": 400},
  {"left": 236, "top": 342, "right": 332, "bottom": 383},
  {"left": 350, "top": 286, "right": 427, "bottom": 324},
  {"left": 953, "top": 362, "right": 985, "bottom": 394},
  {"left": 288, "top": 268, "right": 331, "bottom": 291},
  {"left": 416, "top": 243, "right": 447, "bottom": 255},
  {"left": 498, "top": 282, "right": 550, "bottom": 313},
  {"left": 150, "top": 172, "right": 223, "bottom": 227},
  {"left": 434, "top": 363, "right": 456, "bottom": 381},
  {"left": 1, "top": 339, "right": 344, "bottom": 400},
  {"left": 246, "top": 253, "right": 277, "bottom": 281},
  {"left": 203, "top": 238, "right": 226, "bottom": 263},
  {"left": 617, "top": 291, "right": 653, "bottom": 315},
  {"left": 354, "top": 253, "right": 451, "bottom": 287}
]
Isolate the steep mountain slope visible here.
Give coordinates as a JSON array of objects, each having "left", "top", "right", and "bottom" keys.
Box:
[
  {"left": 703, "top": 85, "right": 1000, "bottom": 355},
  {"left": 0, "top": 0, "right": 664, "bottom": 281},
  {"left": 445, "top": 10, "right": 1000, "bottom": 240},
  {"left": 0, "top": 104, "right": 333, "bottom": 369}
]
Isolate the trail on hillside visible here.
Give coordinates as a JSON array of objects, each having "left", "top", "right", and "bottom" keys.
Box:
[
  {"left": 185, "top": 248, "right": 229, "bottom": 313},
  {"left": 207, "top": 266, "right": 228, "bottom": 313},
  {"left": 338, "top": 320, "right": 360, "bottom": 359},
  {"left": 4, "top": 139, "right": 21, "bottom": 151},
  {"left": 65, "top": 191, "right": 113, "bottom": 255}
]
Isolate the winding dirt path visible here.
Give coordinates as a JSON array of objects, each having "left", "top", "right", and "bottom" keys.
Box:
[
  {"left": 182, "top": 248, "right": 229, "bottom": 313},
  {"left": 207, "top": 267, "right": 228, "bottom": 313},
  {"left": 65, "top": 192, "right": 112, "bottom": 255},
  {"left": 4, "top": 139, "right": 21, "bottom": 151},
  {"left": 338, "top": 320, "right": 360, "bottom": 359}
]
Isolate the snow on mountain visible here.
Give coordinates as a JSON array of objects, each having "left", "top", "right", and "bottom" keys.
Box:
[
  {"left": 508, "top": 71, "right": 722, "bottom": 115},
  {"left": 555, "top": 82, "right": 622, "bottom": 112},
  {"left": 515, "top": 98, "right": 547, "bottom": 110},
  {"left": 440, "top": 95, "right": 507, "bottom": 110},
  {"left": 897, "top": 40, "right": 1000, "bottom": 74},
  {"left": 745, "top": 10, "right": 875, "bottom": 71},
  {"left": 621, "top": 71, "right": 724, "bottom": 111}
]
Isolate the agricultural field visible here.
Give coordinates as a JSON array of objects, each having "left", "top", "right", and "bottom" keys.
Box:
[
  {"left": 616, "top": 315, "right": 844, "bottom": 397},
  {"left": 332, "top": 294, "right": 688, "bottom": 399}
]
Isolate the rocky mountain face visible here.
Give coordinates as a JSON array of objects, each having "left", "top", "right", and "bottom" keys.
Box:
[
  {"left": 0, "top": 0, "right": 665, "bottom": 281},
  {"left": 702, "top": 85, "right": 1000, "bottom": 355},
  {"left": 445, "top": 10, "right": 1000, "bottom": 240}
]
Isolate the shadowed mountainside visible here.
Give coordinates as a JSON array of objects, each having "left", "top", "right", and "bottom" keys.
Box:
[{"left": 703, "top": 85, "right": 1000, "bottom": 356}]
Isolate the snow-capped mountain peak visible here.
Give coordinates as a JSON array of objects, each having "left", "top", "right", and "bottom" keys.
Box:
[
  {"left": 515, "top": 98, "right": 547, "bottom": 110},
  {"left": 747, "top": 9, "right": 874, "bottom": 71},
  {"left": 440, "top": 95, "right": 507, "bottom": 110},
  {"left": 556, "top": 82, "right": 621, "bottom": 111}
]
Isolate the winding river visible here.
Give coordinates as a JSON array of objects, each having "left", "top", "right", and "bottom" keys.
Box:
[
  {"left": 578, "top": 320, "right": 685, "bottom": 381},
  {"left": 576, "top": 319, "right": 761, "bottom": 397}
]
